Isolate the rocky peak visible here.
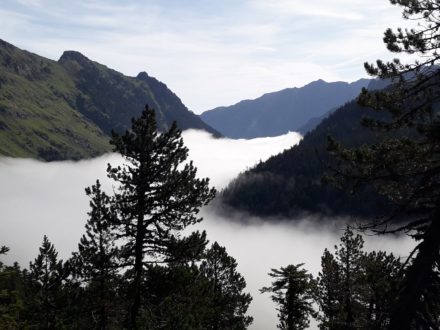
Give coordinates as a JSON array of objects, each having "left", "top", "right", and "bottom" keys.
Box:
[{"left": 58, "top": 50, "right": 90, "bottom": 65}]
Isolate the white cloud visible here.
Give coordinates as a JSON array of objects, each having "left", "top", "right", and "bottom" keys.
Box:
[
  {"left": 184, "top": 130, "right": 302, "bottom": 189},
  {"left": 0, "top": 0, "right": 417, "bottom": 112},
  {"left": 249, "top": 0, "right": 366, "bottom": 21},
  {"left": 0, "top": 131, "right": 414, "bottom": 329}
]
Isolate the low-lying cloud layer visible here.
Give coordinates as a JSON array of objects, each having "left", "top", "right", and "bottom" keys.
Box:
[{"left": 0, "top": 130, "right": 414, "bottom": 329}]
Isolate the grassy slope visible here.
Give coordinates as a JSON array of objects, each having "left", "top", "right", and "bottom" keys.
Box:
[
  {"left": 0, "top": 40, "right": 110, "bottom": 160},
  {"left": 0, "top": 39, "right": 220, "bottom": 161}
]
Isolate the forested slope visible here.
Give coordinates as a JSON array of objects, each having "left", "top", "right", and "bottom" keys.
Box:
[{"left": 220, "top": 99, "right": 391, "bottom": 218}]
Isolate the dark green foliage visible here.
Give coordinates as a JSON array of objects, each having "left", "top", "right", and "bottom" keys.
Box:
[
  {"left": 70, "top": 180, "right": 121, "bottom": 329},
  {"left": 360, "top": 251, "right": 402, "bottom": 329},
  {"left": 200, "top": 242, "right": 253, "bottom": 330},
  {"left": 316, "top": 249, "right": 342, "bottom": 329},
  {"left": 25, "top": 236, "right": 67, "bottom": 329},
  {"left": 142, "top": 244, "right": 254, "bottom": 330},
  {"left": 0, "top": 247, "right": 27, "bottom": 329},
  {"left": 334, "top": 228, "right": 365, "bottom": 329},
  {"left": 261, "top": 264, "right": 315, "bottom": 330},
  {"left": 140, "top": 264, "right": 213, "bottom": 329},
  {"left": 315, "top": 228, "right": 402, "bottom": 330},
  {"left": 325, "top": 1, "right": 440, "bottom": 328},
  {"left": 107, "top": 105, "right": 216, "bottom": 328}
]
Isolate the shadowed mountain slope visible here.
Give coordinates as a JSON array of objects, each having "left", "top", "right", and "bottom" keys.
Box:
[
  {"left": 200, "top": 79, "right": 370, "bottom": 139},
  {"left": 220, "top": 98, "right": 391, "bottom": 219}
]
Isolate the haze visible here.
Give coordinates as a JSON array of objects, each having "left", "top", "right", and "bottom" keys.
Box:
[{"left": 0, "top": 130, "right": 414, "bottom": 329}]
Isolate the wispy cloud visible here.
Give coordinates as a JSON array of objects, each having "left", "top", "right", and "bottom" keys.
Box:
[{"left": 1, "top": 0, "right": 410, "bottom": 112}]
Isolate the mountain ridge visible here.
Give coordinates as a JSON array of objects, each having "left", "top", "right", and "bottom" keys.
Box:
[
  {"left": 201, "top": 78, "right": 371, "bottom": 139},
  {"left": 0, "top": 39, "right": 219, "bottom": 161}
]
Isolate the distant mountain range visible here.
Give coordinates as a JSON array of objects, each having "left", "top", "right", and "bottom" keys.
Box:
[
  {"left": 200, "top": 79, "right": 371, "bottom": 139},
  {"left": 0, "top": 39, "right": 219, "bottom": 161}
]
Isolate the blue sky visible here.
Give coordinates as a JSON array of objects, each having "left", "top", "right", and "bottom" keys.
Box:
[{"left": 1, "top": 0, "right": 407, "bottom": 113}]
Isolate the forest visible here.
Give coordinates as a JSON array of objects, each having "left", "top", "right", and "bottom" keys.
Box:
[{"left": 2, "top": 0, "right": 440, "bottom": 329}]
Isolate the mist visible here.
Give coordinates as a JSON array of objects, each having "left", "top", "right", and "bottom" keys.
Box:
[{"left": 0, "top": 130, "right": 414, "bottom": 329}]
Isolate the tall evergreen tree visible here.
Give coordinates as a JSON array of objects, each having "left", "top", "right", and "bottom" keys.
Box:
[
  {"left": 315, "top": 229, "right": 402, "bottom": 330},
  {"left": 327, "top": 1, "right": 440, "bottom": 328},
  {"left": 261, "top": 264, "right": 315, "bottom": 330},
  {"left": 316, "top": 249, "right": 343, "bottom": 330},
  {"left": 107, "top": 105, "right": 216, "bottom": 328},
  {"left": 334, "top": 227, "right": 364, "bottom": 329},
  {"left": 70, "top": 180, "right": 121, "bottom": 329},
  {"left": 199, "top": 242, "right": 253, "bottom": 330},
  {"left": 25, "top": 235, "right": 66, "bottom": 329}
]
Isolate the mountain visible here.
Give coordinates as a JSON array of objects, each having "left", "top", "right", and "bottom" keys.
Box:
[
  {"left": 297, "top": 108, "right": 335, "bottom": 135},
  {"left": 0, "top": 39, "right": 219, "bottom": 161},
  {"left": 219, "top": 94, "right": 392, "bottom": 219},
  {"left": 200, "top": 79, "right": 370, "bottom": 139}
]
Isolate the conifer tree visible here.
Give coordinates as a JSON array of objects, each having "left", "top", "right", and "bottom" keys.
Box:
[
  {"left": 326, "top": 1, "right": 440, "bottom": 328},
  {"left": 261, "top": 264, "right": 315, "bottom": 330},
  {"left": 316, "top": 249, "right": 342, "bottom": 330},
  {"left": 107, "top": 105, "right": 216, "bottom": 328},
  {"left": 26, "top": 235, "right": 66, "bottom": 329},
  {"left": 360, "top": 251, "right": 401, "bottom": 329},
  {"left": 315, "top": 229, "right": 402, "bottom": 330},
  {"left": 334, "top": 227, "right": 364, "bottom": 329},
  {"left": 0, "top": 246, "right": 26, "bottom": 328},
  {"left": 200, "top": 242, "right": 253, "bottom": 329},
  {"left": 71, "top": 180, "right": 120, "bottom": 329}
]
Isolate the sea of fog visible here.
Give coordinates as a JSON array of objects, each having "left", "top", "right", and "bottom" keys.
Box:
[{"left": 0, "top": 130, "right": 414, "bottom": 330}]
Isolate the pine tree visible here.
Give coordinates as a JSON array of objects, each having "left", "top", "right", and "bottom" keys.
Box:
[
  {"left": 0, "top": 246, "right": 26, "bottom": 328},
  {"left": 334, "top": 227, "right": 365, "bottom": 329},
  {"left": 326, "top": 1, "right": 440, "bottom": 328},
  {"left": 316, "top": 249, "right": 343, "bottom": 330},
  {"left": 200, "top": 242, "right": 253, "bottom": 330},
  {"left": 70, "top": 180, "right": 121, "bottom": 329},
  {"left": 360, "top": 251, "right": 401, "bottom": 329},
  {"left": 315, "top": 229, "right": 402, "bottom": 330},
  {"left": 26, "top": 235, "right": 66, "bottom": 329},
  {"left": 261, "top": 264, "right": 315, "bottom": 330},
  {"left": 107, "top": 105, "right": 216, "bottom": 328}
]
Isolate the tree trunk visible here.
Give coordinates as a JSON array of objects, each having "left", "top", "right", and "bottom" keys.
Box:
[
  {"left": 129, "top": 215, "right": 145, "bottom": 329},
  {"left": 389, "top": 218, "right": 440, "bottom": 330}
]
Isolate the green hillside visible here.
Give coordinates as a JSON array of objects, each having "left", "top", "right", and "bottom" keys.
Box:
[
  {"left": 0, "top": 40, "right": 110, "bottom": 160},
  {"left": 0, "top": 39, "right": 218, "bottom": 161}
]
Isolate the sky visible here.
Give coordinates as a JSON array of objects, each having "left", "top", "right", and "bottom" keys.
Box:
[
  {"left": 1, "top": 0, "right": 408, "bottom": 113},
  {"left": 0, "top": 130, "right": 415, "bottom": 329}
]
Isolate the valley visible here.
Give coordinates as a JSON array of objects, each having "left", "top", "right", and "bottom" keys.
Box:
[{"left": 0, "top": 130, "right": 414, "bottom": 330}]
